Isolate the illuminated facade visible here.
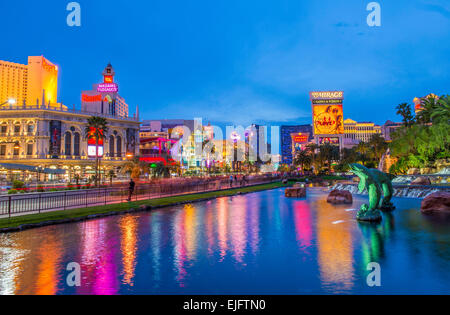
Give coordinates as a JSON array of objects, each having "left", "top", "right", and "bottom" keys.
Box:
[
  {"left": 413, "top": 93, "right": 439, "bottom": 114},
  {"left": 0, "top": 59, "right": 139, "bottom": 182},
  {"left": 344, "top": 119, "right": 381, "bottom": 145},
  {"left": 0, "top": 106, "right": 140, "bottom": 181},
  {"left": 82, "top": 64, "right": 130, "bottom": 118},
  {"left": 280, "top": 125, "right": 313, "bottom": 165},
  {"left": 0, "top": 56, "right": 58, "bottom": 107}
]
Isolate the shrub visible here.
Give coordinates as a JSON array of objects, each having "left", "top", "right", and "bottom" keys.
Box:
[
  {"left": 37, "top": 185, "right": 45, "bottom": 192},
  {"left": 12, "top": 180, "right": 25, "bottom": 189},
  {"left": 8, "top": 189, "right": 18, "bottom": 194}
]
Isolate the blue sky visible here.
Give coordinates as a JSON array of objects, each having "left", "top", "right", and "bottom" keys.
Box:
[{"left": 1, "top": 0, "right": 449, "bottom": 126}]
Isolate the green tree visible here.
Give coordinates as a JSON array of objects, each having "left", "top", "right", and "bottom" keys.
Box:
[
  {"left": 396, "top": 103, "right": 415, "bottom": 128},
  {"left": 85, "top": 116, "right": 109, "bottom": 187},
  {"left": 293, "top": 150, "right": 312, "bottom": 174},
  {"left": 368, "top": 133, "right": 388, "bottom": 165},
  {"left": 122, "top": 157, "right": 149, "bottom": 180}
]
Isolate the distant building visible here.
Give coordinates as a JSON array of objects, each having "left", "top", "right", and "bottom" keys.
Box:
[
  {"left": 344, "top": 119, "right": 381, "bottom": 147},
  {"left": 280, "top": 125, "right": 313, "bottom": 165},
  {"left": 381, "top": 120, "right": 403, "bottom": 142},
  {"left": 0, "top": 56, "right": 58, "bottom": 107},
  {"left": 413, "top": 93, "right": 439, "bottom": 115},
  {"left": 81, "top": 64, "right": 130, "bottom": 118}
]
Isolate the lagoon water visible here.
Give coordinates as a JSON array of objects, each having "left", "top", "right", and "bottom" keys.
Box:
[{"left": 0, "top": 188, "right": 449, "bottom": 295}]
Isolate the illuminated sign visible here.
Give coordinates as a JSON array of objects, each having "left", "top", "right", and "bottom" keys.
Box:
[
  {"left": 104, "top": 76, "right": 113, "bottom": 83},
  {"left": 88, "top": 145, "right": 104, "bottom": 157},
  {"left": 82, "top": 94, "right": 102, "bottom": 102},
  {"left": 312, "top": 99, "right": 342, "bottom": 105},
  {"left": 310, "top": 91, "right": 344, "bottom": 100},
  {"left": 97, "top": 83, "right": 118, "bottom": 93},
  {"left": 42, "top": 58, "right": 58, "bottom": 73},
  {"left": 292, "top": 133, "right": 309, "bottom": 143},
  {"left": 319, "top": 137, "right": 340, "bottom": 146},
  {"left": 313, "top": 105, "right": 344, "bottom": 135},
  {"left": 87, "top": 127, "right": 104, "bottom": 146}
]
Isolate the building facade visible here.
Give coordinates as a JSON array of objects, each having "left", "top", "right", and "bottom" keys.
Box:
[
  {"left": 0, "top": 56, "right": 58, "bottom": 107},
  {"left": 343, "top": 118, "right": 381, "bottom": 146},
  {"left": 280, "top": 125, "right": 313, "bottom": 165},
  {"left": 0, "top": 105, "right": 140, "bottom": 182}
]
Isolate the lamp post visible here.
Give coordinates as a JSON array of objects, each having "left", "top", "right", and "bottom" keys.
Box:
[{"left": 0, "top": 99, "right": 16, "bottom": 106}]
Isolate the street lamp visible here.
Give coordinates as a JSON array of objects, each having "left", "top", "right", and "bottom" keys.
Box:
[{"left": 0, "top": 98, "right": 16, "bottom": 106}]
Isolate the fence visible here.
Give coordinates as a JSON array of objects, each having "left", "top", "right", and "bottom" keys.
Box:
[{"left": 0, "top": 176, "right": 281, "bottom": 218}]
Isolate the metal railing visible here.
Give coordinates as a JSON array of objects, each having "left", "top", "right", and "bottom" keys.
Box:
[{"left": 0, "top": 176, "right": 281, "bottom": 218}]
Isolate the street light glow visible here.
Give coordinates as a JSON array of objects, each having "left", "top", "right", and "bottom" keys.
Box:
[{"left": 8, "top": 98, "right": 16, "bottom": 105}]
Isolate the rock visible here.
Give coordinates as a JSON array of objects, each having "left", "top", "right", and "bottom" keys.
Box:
[
  {"left": 357, "top": 209, "right": 382, "bottom": 222},
  {"left": 421, "top": 192, "right": 450, "bottom": 214},
  {"left": 282, "top": 179, "right": 288, "bottom": 185},
  {"left": 411, "top": 176, "right": 431, "bottom": 185},
  {"left": 327, "top": 189, "right": 353, "bottom": 204},
  {"left": 285, "top": 187, "right": 306, "bottom": 198},
  {"left": 407, "top": 168, "right": 420, "bottom": 175}
]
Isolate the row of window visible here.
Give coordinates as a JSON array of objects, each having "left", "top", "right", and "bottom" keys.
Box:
[
  {"left": 64, "top": 133, "right": 123, "bottom": 157},
  {"left": 0, "top": 124, "right": 35, "bottom": 134},
  {"left": 0, "top": 143, "right": 33, "bottom": 156}
]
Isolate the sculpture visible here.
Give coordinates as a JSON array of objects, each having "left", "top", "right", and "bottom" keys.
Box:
[{"left": 349, "top": 163, "right": 396, "bottom": 222}]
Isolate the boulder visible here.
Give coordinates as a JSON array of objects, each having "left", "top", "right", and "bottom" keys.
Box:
[
  {"left": 285, "top": 187, "right": 306, "bottom": 198},
  {"left": 421, "top": 192, "right": 450, "bottom": 214},
  {"left": 327, "top": 189, "right": 353, "bottom": 204},
  {"left": 411, "top": 176, "right": 431, "bottom": 186}
]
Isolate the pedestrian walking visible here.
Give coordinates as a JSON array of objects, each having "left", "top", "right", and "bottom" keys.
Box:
[{"left": 127, "top": 178, "right": 136, "bottom": 201}]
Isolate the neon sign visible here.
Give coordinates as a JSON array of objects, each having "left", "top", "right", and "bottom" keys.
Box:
[
  {"left": 82, "top": 94, "right": 102, "bottom": 102},
  {"left": 310, "top": 91, "right": 344, "bottom": 100},
  {"left": 104, "top": 76, "right": 113, "bottom": 83},
  {"left": 97, "top": 83, "right": 118, "bottom": 93}
]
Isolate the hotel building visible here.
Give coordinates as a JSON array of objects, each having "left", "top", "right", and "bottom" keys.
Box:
[
  {"left": 0, "top": 57, "right": 140, "bottom": 182},
  {"left": 343, "top": 119, "right": 381, "bottom": 146},
  {"left": 0, "top": 56, "right": 58, "bottom": 107},
  {"left": 280, "top": 125, "right": 313, "bottom": 165}
]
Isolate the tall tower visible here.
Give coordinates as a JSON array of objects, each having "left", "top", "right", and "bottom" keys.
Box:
[{"left": 82, "top": 63, "right": 129, "bottom": 117}]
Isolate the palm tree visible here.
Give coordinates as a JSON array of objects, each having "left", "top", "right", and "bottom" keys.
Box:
[
  {"left": 396, "top": 103, "right": 415, "bottom": 128},
  {"left": 293, "top": 150, "right": 312, "bottom": 174},
  {"left": 432, "top": 95, "right": 450, "bottom": 124},
  {"left": 368, "top": 133, "right": 388, "bottom": 164},
  {"left": 122, "top": 157, "right": 149, "bottom": 180},
  {"left": 85, "top": 116, "right": 109, "bottom": 187},
  {"left": 416, "top": 96, "right": 439, "bottom": 124},
  {"left": 306, "top": 143, "right": 319, "bottom": 174}
]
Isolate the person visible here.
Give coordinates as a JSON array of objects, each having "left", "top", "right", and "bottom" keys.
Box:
[
  {"left": 229, "top": 175, "right": 233, "bottom": 188},
  {"left": 242, "top": 175, "right": 246, "bottom": 186},
  {"left": 127, "top": 178, "right": 136, "bottom": 201}
]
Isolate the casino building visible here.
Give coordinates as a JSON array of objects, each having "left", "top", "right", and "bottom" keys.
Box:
[
  {"left": 280, "top": 125, "right": 313, "bottom": 165},
  {"left": 0, "top": 57, "right": 140, "bottom": 183}
]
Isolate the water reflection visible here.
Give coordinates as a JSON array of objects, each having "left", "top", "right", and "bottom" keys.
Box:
[
  {"left": 119, "top": 215, "right": 138, "bottom": 286},
  {"left": 315, "top": 199, "right": 355, "bottom": 293},
  {"left": 0, "top": 189, "right": 448, "bottom": 294},
  {"left": 293, "top": 200, "right": 312, "bottom": 252}
]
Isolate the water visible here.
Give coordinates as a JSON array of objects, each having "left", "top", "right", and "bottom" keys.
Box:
[
  {"left": 331, "top": 183, "right": 446, "bottom": 199},
  {"left": 0, "top": 188, "right": 449, "bottom": 295}
]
